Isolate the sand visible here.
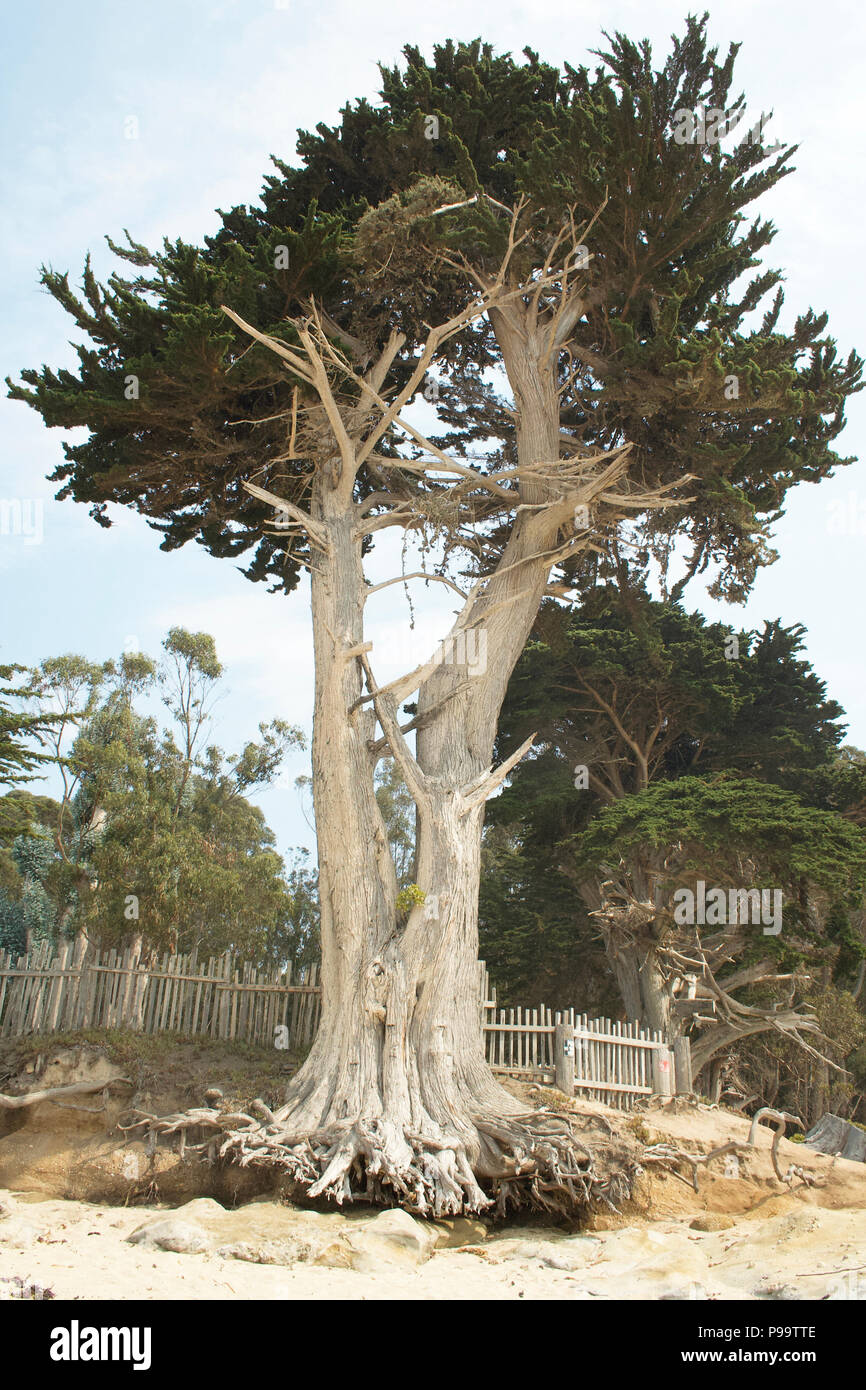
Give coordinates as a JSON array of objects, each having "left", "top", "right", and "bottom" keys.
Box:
[
  {"left": 0, "top": 1190, "right": 864, "bottom": 1301},
  {"left": 2, "top": 1096, "right": 865, "bottom": 1301}
]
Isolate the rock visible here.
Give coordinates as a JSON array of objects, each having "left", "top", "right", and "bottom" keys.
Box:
[
  {"left": 344, "top": 1208, "right": 438, "bottom": 1271},
  {"left": 429, "top": 1216, "right": 489, "bottom": 1248},
  {"left": 689, "top": 1214, "right": 735, "bottom": 1232},
  {"left": 310, "top": 1240, "right": 354, "bottom": 1269},
  {"left": 216, "top": 1239, "right": 312, "bottom": 1266},
  {"left": 0, "top": 1126, "right": 274, "bottom": 1205},
  {"left": 0, "top": 1191, "right": 16, "bottom": 1219},
  {"left": 127, "top": 1217, "right": 212, "bottom": 1254},
  {"left": 0, "top": 1217, "right": 44, "bottom": 1248},
  {"left": 171, "top": 1198, "right": 228, "bottom": 1223},
  {"left": 488, "top": 1237, "right": 592, "bottom": 1272}
]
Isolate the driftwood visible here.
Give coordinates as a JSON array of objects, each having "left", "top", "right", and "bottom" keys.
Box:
[
  {"left": 640, "top": 1107, "right": 823, "bottom": 1192},
  {"left": 0, "top": 1078, "right": 133, "bottom": 1111}
]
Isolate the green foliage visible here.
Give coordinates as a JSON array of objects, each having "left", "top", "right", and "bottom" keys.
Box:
[
  {"left": 568, "top": 775, "right": 866, "bottom": 913},
  {"left": 0, "top": 665, "right": 62, "bottom": 789},
  {"left": 5, "top": 632, "right": 310, "bottom": 961},
  {"left": 0, "top": 790, "right": 61, "bottom": 846},
  {"left": 8, "top": 19, "right": 861, "bottom": 603},
  {"left": 255, "top": 849, "right": 320, "bottom": 974},
  {"left": 395, "top": 884, "right": 426, "bottom": 914},
  {"left": 487, "top": 588, "right": 866, "bottom": 999},
  {"left": 478, "top": 823, "right": 613, "bottom": 1007},
  {"left": 0, "top": 826, "right": 58, "bottom": 953},
  {"left": 496, "top": 588, "right": 847, "bottom": 807}
]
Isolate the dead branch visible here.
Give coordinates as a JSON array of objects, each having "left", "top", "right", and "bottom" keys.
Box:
[
  {"left": 359, "top": 652, "right": 429, "bottom": 808},
  {"left": 460, "top": 732, "right": 537, "bottom": 817},
  {"left": 0, "top": 1078, "right": 133, "bottom": 1111},
  {"left": 242, "top": 480, "right": 331, "bottom": 551},
  {"left": 363, "top": 571, "right": 467, "bottom": 601}
]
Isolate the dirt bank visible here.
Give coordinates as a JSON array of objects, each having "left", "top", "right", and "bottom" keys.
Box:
[{"left": 1, "top": 1036, "right": 864, "bottom": 1300}]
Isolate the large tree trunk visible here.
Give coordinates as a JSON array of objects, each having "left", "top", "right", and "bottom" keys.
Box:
[
  {"left": 608, "top": 939, "right": 674, "bottom": 1038},
  {"left": 135, "top": 279, "right": 646, "bottom": 1215},
  {"left": 411, "top": 333, "right": 560, "bottom": 1031},
  {"left": 252, "top": 471, "right": 582, "bottom": 1215}
]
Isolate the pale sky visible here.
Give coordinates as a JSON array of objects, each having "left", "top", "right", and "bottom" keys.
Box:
[{"left": 1, "top": 0, "right": 864, "bottom": 858}]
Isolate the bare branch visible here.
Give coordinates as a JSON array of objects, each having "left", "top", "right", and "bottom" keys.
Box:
[
  {"left": 364, "top": 572, "right": 468, "bottom": 601},
  {"left": 460, "top": 731, "right": 537, "bottom": 817},
  {"left": 242, "top": 481, "right": 331, "bottom": 552},
  {"left": 220, "top": 306, "right": 315, "bottom": 383},
  {"left": 359, "top": 653, "right": 429, "bottom": 808}
]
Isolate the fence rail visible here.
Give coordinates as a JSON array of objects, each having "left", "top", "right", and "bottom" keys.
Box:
[
  {"left": 0, "top": 941, "right": 320, "bottom": 1049},
  {"left": 0, "top": 949, "right": 684, "bottom": 1109},
  {"left": 481, "top": 1008, "right": 668, "bottom": 1110},
  {"left": 477, "top": 964, "right": 681, "bottom": 1109}
]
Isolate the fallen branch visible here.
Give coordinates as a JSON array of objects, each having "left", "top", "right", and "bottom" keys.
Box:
[
  {"left": 0, "top": 1078, "right": 133, "bottom": 1111},
  {"left": 640, "top": 1107, "right": 823, "bottom": 1193}
]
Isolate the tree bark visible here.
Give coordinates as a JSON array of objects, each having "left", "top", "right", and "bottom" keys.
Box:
[
  {"left": 249, "top": 468, "right": 587, "bottom": 1214},
  {"left": 149, "top": 270, "right": 647, "bottom": 1216}
]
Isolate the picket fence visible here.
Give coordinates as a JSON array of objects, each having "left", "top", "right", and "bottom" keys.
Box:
[
  {"left": 478, "top": 965, "right": 676, "bottom": 1110},
  {"left": 0, "top": 940, "right": 321, "bottom": 1048},
  {"left": 0, "top": 948, "right": 682, "bottom": 1109}
]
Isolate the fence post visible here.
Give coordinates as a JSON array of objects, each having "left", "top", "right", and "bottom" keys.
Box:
[
  {"left": 673, "top": 1036, "right": 693, "bottom": 1095},
  {"left": 554, "top": 1018, "right": 575, "bottom": 1096},
  {"left": 652, "top": 1045, "right": 674, "bottom": 1098}
]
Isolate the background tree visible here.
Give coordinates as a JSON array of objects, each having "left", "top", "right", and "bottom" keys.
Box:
[
  {"left": 489, "top": 590, "right": 866, "bottom": 1107},
  {"left": 256, "top": 848, "right": 321, "bottom": 976},
  {"left": 0, "top": 634, "right": 307, "bottom": 962},
  {"left": 374, "top": 759, "right": 416, "bottom": 889},
  {"left": 567, "top": 775, "right": 865, "bottom": 1064}
]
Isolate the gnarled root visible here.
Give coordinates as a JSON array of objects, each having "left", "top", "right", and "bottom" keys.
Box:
[
  {"left": 119, "top": 1101, "right": 642, "bottom": 1219},
  {"left": 640, "top": 1107, "right": 825, "bottom": 1193}
]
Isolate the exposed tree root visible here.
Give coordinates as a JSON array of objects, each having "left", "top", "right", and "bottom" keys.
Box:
[
  {"left": 0, "top": 1078, "right": 133, "bottom": 1111},
  {"left": 118, "top": 1100, "right": 643, "bottom": 1219},
  {"left": 639, "top": 1106, "right": 825, "bottom": 1193}
]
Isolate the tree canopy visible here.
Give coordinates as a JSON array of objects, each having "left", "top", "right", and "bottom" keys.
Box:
[
  {"left": 9, "top": 18, "right": 861, "bottom": 604},
  {"left": 0, "top": 632, "right": 311, "bottom": 962}
]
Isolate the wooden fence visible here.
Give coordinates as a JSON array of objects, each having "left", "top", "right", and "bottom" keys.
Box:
[
  {"left": 0, "top": 948, "right": 686, "bottom": 1109},
  {"left": 0, "top": 941, "right": 321, "bottom": 1049},
  {"left": 483, "top": 1006, "right": 668, "bottom": 1107},
  {"left": 478, "top": 964, "right": 686, "bottom": 1109}
]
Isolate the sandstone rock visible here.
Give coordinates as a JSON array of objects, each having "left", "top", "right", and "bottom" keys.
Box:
[
  {"left": 689, "top": 1214, "right": 735, "bottom": 1232},
  {"left": 216, "top": 1238, "right": 312, "bottom": 1266},
  {"left": 487, "top": 1237, "right": 593, "bottom": 1272},
  {"left": 344, "top": 1208, "right": 438, "bottom": 1271},
  {"left": 171, "top": 1198, "right": 229, "bottom": 1223},
  {"left": 176, "top": 1197, "right": 347, "bottom": 1249},
  {"left": 429, "top": 1216, "right": 489, "bottom": 1248},
  {"left": 310, "top": 1240, "right": 354, "bottom": 1269},
  {"left": 127, "top": 1217, "right": 212, "bottom": 1254},
  {"left": 0, "top": 1126, "right": 273, "bottom": 1205}
]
